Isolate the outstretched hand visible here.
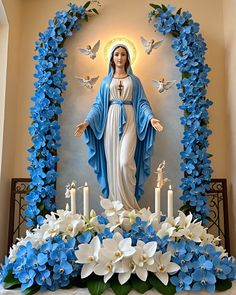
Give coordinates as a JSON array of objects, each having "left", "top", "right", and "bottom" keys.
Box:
[
  {"left": 74, "top": 121, "right": 89, "bottom": 137},
  {"left": 150, "top": 118, "right": 163, "bottom": 132}
]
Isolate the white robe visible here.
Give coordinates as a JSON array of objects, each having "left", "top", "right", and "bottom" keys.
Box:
[{"left": 104, "top": 76, "right": 140, "bottom": 210}]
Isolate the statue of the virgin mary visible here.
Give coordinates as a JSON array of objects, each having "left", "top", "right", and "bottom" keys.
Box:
[{"left": 75, "top": 43, "right": 163, "bottom": 210}]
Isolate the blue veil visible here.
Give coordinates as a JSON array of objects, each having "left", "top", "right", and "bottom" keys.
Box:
[{"left": 84, "top": 43, "right": 156, "bottom": 201}]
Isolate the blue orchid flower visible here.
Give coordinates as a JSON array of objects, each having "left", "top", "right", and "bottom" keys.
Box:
[{"left": 171, "top": 271, "right": 193, "bottom": 291}]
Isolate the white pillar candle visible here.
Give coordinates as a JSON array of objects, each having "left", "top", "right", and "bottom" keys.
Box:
[
  {"left": 155, "top": 186, "right": 161, "bottom": 214},
  {"left": 71, "top": 187, "right": 76, "bottom": 215},
  {"left": 167, "top": 185, "right": 173, "bottom": 218},
  {"left": 83, "top": 182, "right": 89, "bottom": 217}
]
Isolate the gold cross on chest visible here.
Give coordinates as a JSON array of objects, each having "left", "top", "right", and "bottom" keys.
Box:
[{"left": 117, "top": 80, "right": 123, "bottom": 97}]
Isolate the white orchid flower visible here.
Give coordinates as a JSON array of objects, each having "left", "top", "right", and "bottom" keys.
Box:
[
  {"left": 89, "top": 216, "right": 106, "bottom": 233},
  {"left": 94, "top": 252, "right": 118, "bottom": 283},
  {"left": 62, "top": 218, "right": 86, "bottom": 238},
  {"left": 132, "top": 241, "right": 157, "bottom": 281},
  {"left": 100, "top": 232, "right": 135, "bottom": 263},
  {"left": 100, "top": 197, "right": 123, "bottom": 216},
  {"left": 117, "top": 257, "right": 136, "bottom": 285},
  {"left": 148, "top": 251, "right": 180, "bottom": 285},
  {"left": 107, "top": 212, "right": 125, "bottom": 232},
  {"left": 75, "top": 236, "right": 101, "bottom": 278}
]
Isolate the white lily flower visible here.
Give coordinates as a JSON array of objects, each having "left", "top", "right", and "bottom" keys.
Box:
[
  {"left": 137, "top": 207, "right": 152, "bottom": 221},
  {"left": 133, "top": 241, "right": 157, "bottom": 281},
  {"left": 100, "top": 197, "right": 123, "bottom": 216},
  {"left": 177, "top": 222, "right": 204, "bottom": 242},
  {"left": 100, "top": 232, "right": 135, "bottom": 263},
  {"left": 148, "top": 251, "right": 180, "bottom": 285},
  {"left": 157, "top": 222, "right": 175, "bottom": 239},
  {"left": 75, "top": 236, "right": 101, "bottom": 278},
  {"left": 175, "top": 211, "right": 193, "bottom": 228}
]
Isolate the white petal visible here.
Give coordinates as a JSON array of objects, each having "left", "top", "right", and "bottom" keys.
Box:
[
  {"left": 75, "top": 245, "right": 93, "bottom": 263},
  {"left": 160, "top": 252, "right": 171, "bottom": 266},
  {"left": 156, "top": 272, "right": 169, "bottom": 286},
  {"left": 104, "top": 271, "right": 114, "bottom": 283},
  {"left": 166, "top": 262, "right": 180, "bottom": 274},
  {"left": 118, "top": 272, "right": 131, "bottom": 285},
  {"left": 100, "top": 198, "right": 112, "bottom": 210},
  {"left": 144, "top": 242, "right": 157, "bottom": 257},
  {"left": 113, "top": 232, "right": 123, "bottom": 242},
  {"left": 81, "top": 262, "right": 95, "bottom": 278},
  {"left": 90, "top": 236, "right": 101, "bottom": 257},
  {"left": 136, "top": 267, "right": 147, "bottom": 281},
  {"left": 94, "top": 263, "right": 109, "bottom": 276}
]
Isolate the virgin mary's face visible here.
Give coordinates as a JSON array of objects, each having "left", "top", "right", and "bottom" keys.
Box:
[{"left": 112, "top": 47, "right": 128, "bottom": 69}]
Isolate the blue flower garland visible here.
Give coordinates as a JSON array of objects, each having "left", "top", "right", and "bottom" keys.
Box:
[
  {"left": 26, "top": 2, "right": 99, "bottom": 227},
  {"left": 148, "top": 4, "right": 213, "bottom": 223}
]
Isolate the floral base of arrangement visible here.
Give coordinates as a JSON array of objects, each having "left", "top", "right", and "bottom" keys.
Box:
[{"left": 0, "top": 199, "right": 235, "bottom": 295}]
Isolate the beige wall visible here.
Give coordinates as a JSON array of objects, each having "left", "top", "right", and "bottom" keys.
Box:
[
  {"left": 0, "top": 0, "right": 233, "bottom": 260},
  {"left": 0, "top": 0, "right": 22, "bottom": 262},
  {"left": 223, "top": 0, "right": 236, "bottom": 256}
]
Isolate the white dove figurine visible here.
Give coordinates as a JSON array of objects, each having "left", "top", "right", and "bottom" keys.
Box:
[
  {"left": 140, "top": 36, "right": 164, "bottom": 55},
  {"left": 75, "top": 75, "right": 99, "bottom": 89},
  {"left": 152, "top": 78, "right": 176, "bottom": 93},
  {"left": 78, "top": 40, "right": 100, "bottom": 60}
]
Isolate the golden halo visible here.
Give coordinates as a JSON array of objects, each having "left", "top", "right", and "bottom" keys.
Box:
[{"left": 104, "top": 36, "right": 137, "bottom": 64}]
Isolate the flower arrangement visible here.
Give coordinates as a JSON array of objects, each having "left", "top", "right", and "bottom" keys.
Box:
[
  {"left": 148, "top": 4, "right": 213, "bottom": 224},
  {"left": 26, "top": 1, "right": 100, "bottom": 228},
  {"left": 1, "top": 199, "right": 235, "bottom": 295}
]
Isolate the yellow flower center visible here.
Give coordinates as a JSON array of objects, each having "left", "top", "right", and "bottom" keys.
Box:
[
  {"left": 88, "top": 255, "right": 94, "bottom": 262},
  {"left": 158, "top": 264, "right": 166, "bottom": 272},
  {"left": 115, "top": 250, "right": 122, "bottom": 257}
]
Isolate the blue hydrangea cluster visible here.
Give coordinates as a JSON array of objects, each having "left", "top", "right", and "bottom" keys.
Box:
[
  {"left": 149, "top": 4, "right": 213, "bottom": 223},
  {"left": 0, "top": 238, "right": 80, "bottom": 292},
  {"left": 169, "top": 240, "right": 236, "bottom": 293},
  {"left": 26, "top": 3, "right": 91, "bottom": 227}
]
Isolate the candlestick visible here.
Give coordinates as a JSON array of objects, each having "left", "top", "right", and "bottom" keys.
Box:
[
  {"left": 167, "top": 185, "right": 173, "bottom": 218},
  {"left": 155, "top": 186, "right": 161, "bottom": 214},
  {"left": 83, "top": 182, "right": 89, "bottom": 217},
  {"left": 71, "top": 187, "right": 76, "bottom": 215}
]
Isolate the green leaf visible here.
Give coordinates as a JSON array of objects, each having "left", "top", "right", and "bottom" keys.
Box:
[
  {"left": 179, "top": 203, "right": 191, "bottom": 212},
  {"left": 38, "top": 203, "right": 45, "bottom": 211},
  {"left": 149, "top": 4, "right": 161, "bottom": 10},
  {"left": 83, "top": 1, "right": 91, "bottom": 9},
  {"left": 182, "top": 72, "right": 191, "bottom": 79},
  {"left": 216, "top": 279, "right": 232, "bottom": 292},
  {"left": 176, "top": 8, "right": 182, "bottom": 15},
  {"left": 23, "top": 285, "right": 40, "bottom": 295},
  {"left": 3, "top": 271, "right": 20, "bottom": 289},
  {"left": 148, "top": 273, "right": 176, "bottom": 295},
  {"left": 92, "top": 8, "right": 99, "bottom": 15},
  {"left": 131, "top": 275, "right": 152, "bottom": 293},
  {"left": 171, "top": 30, "right": 180, "bottom": 37},
  {"left": 110, "top": 275, "right": 132, "bottom": 295},
  {"left": 161, "top": 4, "right": 168, "bottom": 12},
  {"left": 87, "top": 275, "right": 109, "bottom": 295}
]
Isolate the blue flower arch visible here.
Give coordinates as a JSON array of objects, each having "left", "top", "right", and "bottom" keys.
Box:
[
  {"left": 26, "top": 2, "right": 213, "bottom": 227},
  {"left": 148, "top": 4, "right": 213, "bottom": 223}
]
